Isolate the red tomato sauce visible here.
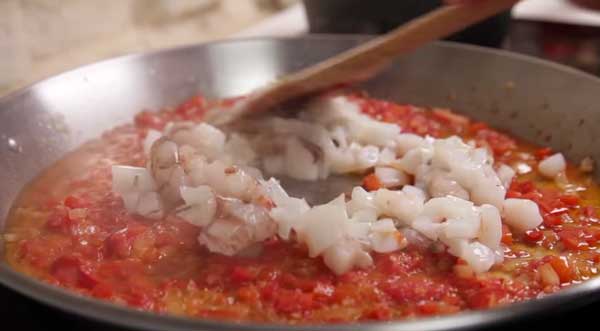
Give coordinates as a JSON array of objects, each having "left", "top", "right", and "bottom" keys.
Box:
[{"left": 4, "top": 93, "right": 600, "bottom": 323}]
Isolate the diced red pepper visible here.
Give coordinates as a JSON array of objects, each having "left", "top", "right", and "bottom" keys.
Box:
[
  {"left": 535, "top": 147, "right": 553, "bottom": 160},
  {"left": 134, "top": 111, "right": 165, "bottom": 130},
  {"left": 501, "top": 224, "right": 513, "bottom": 245},
  {"left": 363, "top": 173, "right": 383, "bottom": 191},
  {"left": 559, "top": 195, "right": 580, "bottom": 207},
  {"left": 543, "top": 215, "right": 563, "bottom": 227},
  {"left": 64, "top": 196, "right": 87, "bottom": 209},
  {"left": 45, "top": 208, "right": 72, "bottom": 234},
  {"left": 231, "top": 266, "right": 257, "bottom": 284},
  {"left": 469, "top": 122, "right": 488, "bottom": 133},
  {"left": 558, "top": 229, "right": 590, "bottom": 250},
  {"left": 525, "top": 229, "right": 544, "bottom": 242},
  {"left": 545, "top": 255, "right": 574, "bottom": 283},
  {"left": 174, "top": 95, "right": 206, "bottom": 119},
  {"left": 105, "top": 229, "right": 132, "bottom": 258}
]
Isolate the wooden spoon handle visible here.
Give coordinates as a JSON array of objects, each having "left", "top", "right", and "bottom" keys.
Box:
[{"left": 207, "top": 0, "right": 520, "bottom": 125}]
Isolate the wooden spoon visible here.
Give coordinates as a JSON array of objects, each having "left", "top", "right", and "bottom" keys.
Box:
[{"left": 205, "top": 0, "right": 520, "bottom": 125}]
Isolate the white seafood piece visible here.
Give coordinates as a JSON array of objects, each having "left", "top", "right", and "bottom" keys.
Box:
[
  {"left": 346, "top": 187, "right": 378, "bottom": 223},
  {"left": 260, "top": 178, "right": 311, "bottom": 239},
  {"left": 304, "top": 96, "right": 401, "bottom": 148},
  {"left": 198, "top": 198, "right": 276, "bottom": 256},
  {"left": 396, "top": 143, "right": 434, "bottom": 175},
  {"left": 538, "top": 153, "right": 566, "bottom": 179},
  {"left": 377, "top": 148, "right": 396, "bottom": 165},
  {"left": 322, "top": 239, "right": 373, "bottom": 275},
  {"left": 111, "top": 165, "right": 156, "bottom": 194},
  {"left": 143, "top": 129, "right": 162, "bottom": 155},
  {"left": 135, "top": 192, "right": 164, "bottom": 219},
  {"left": 347, "top": 222, "right": 371, "bottom": 243},
  {"left": 223, "top": 133, "right": 256, "bottom": 166},
  {"left": 427, "top": 171, "right": 470, "bottom": 200},
  {"left": 374, "top": 186, "right": 426, "bottom": 225},
  {"left": 412, "top": 196, "right": 480, "bottom": 241},
  {"left": 112, "top": 165, "right": 163, "bottom": 218},
  {"left": 346, "top": 187, "right": 376, "bottom": 214},
  {"left": 168, "top": 122, "right": 226, "bottom": 160},
  {"left": 329, "top": 143, "right": 380, "bottom": 173},
  {"left": 395, "top": 133, "right": 425, "bottom": 156},
  {"left": 270, "top": 197, "right": 311, "bottom": 240},
  {"left": 469, "top": 174, "right": 505, "bottom": 209},
  {"left": 375, "top": 167, "right": 410, "bottom": 188},
  {"left": 294, "top": 200, "right": 348, "bottom": 258},
  {"left": 369, "top": 219, "right": 408, "bottom": 253},
  {"left": 205, "top": 160, "right": 259, "bottom": 202},
  {"left": 502, "top": 198, "right": 543, "bottom": 232},
  {"left": 402, "top": 228, "right": 432, "bottom": 248},
  {"left": 496, "top": 164, "right": 516, "bottom": 189},
  {"left": 148, "top": 137, "right": 188, "bottom": 205},
  {"left": 446, "top": 239, "right": 496, "bottom": 273},
  {"left": 177, "top": 186, "right": 217, "bottom": 227},
  {"left": 477, "top": 204, "right": 502, "bottom": 249},
  {"left": 284, "top": 136, "right": 320, "bottom": 181}
]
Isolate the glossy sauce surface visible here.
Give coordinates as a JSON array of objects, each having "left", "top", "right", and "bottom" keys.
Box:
[{"left": 4, "top": 94, "right": 600, "bottom": 323}]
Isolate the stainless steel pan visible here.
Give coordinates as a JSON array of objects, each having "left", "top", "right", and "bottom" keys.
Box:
[{"left": 1, "top": 35, "right": 600, "bottom": 331}]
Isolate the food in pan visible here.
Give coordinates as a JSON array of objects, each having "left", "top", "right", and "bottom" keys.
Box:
[{"left": 4, "top": 92, "right": 599, "bottom": 323}]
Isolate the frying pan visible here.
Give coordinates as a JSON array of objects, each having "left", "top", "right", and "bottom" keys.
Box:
[{"left": 1, "top": 35, "right": 600, "bottom": 331}]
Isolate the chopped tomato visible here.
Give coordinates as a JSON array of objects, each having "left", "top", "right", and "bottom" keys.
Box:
[{"left": 51, "top": 255, "right": 98, "bottom": 289}]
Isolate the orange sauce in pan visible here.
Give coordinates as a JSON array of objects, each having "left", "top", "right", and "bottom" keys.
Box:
[{"left": 4, "top": 93, "right": 600, "bottom": 323}]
